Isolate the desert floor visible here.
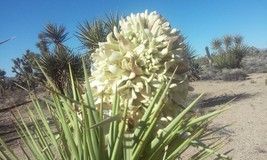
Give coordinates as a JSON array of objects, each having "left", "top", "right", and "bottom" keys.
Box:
[
  {"left": 1, "top": 73, "right": 267, "bottom": 159},
  {"left": 190, "top": 73, "right": 267, "bottom": 160}
]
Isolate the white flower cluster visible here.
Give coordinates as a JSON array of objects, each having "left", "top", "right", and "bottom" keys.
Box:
[{"left": 89, "top": 10, "right": 189, "bottom": 127}]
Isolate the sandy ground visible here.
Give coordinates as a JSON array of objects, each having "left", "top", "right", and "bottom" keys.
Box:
[{"left": 190, "top": 73, "right": 267, "bottom": 159}]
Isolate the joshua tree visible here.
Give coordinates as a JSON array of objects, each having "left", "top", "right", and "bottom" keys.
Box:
[
  {"left": 211, "top": 39, "right": 222, "bottom": 51},
  {"left": 233, "top": 35, "right": 243, "bottom": 46},
  {"left": 36, "top": 34, "right": 49, "bottom": 54},
  {"left": 211, "top": 35, "right": 245, "bottom": 53},
  {"left": 210, "top": 34, "right": 249, "bottom": 69},
  {"left": 41, "top": 24, "right": 68, "bottom": 52},
  {"left": 222, "top": 35, "right": 233, "bottom": 50},
  {"left": 35, "top": 23, "right": 84, "bottom": 94},
  {"left": 12, "top": 50, "right": 41, "bottom": 90}
]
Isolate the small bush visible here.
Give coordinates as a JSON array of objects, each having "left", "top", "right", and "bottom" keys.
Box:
[
  {"left": 199, "top": 65, "right": 220, "bottom": 80},
  {"left": 221, "top": 68, "right": 247, "bottom": 81},
  {"left": 199, "top": 65, "right": 247, "bottom": 81},
  {"left": 242, "top": 50, "right": 267, "bottom": 73}
]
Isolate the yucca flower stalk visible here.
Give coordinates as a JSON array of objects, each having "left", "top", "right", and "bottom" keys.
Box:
[{"left": 89, "top": 10, "right": 189, "bottom": 130}]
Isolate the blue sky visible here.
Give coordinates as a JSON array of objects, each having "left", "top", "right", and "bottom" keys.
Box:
[{"left": 1, "top": 0, "right": 267, "bottom": 77}]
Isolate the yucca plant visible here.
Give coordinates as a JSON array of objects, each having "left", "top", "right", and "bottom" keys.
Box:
[
  {"left": 1, "top": 10, "right": 232, "bottom": 160},
  {"left": 76, "top": 12, "right": 121, "bottom": 53},
  {"left": 77, "top": 19, "right": 106, "bottom": 53},
  {"left": 184, "top": 44, "right": 201, "bottom": 81},
  {"left": 0, "top": 59, "right": 231, "bottom": 160},
  {"left": 37, "top": 48, "right": 84, "bottom": 94}
]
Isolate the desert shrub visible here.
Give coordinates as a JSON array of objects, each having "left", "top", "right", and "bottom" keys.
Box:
[
  {"left": 242, "top": 50, "right": 267, "bottom": 73},
  {"left": 0, "top": 70, "right": 16, "bottom": 95},
  {"left": 246, "top": 46, "right": 260, "bottom": 56},
  {"left": 199, "top": 65, "right": 247, "bottom": 81},
  {"left": 199, "top": 65, "right": 221, "bottom": 80},
  {"left": 188, "top": 60, "right": 202, "bottom": 81},
  {"left": 221, "top": 68, "right": 247, "bottom": 81}
]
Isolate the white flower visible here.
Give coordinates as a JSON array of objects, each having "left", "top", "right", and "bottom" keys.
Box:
[{"left": 89, "top": 10, "right": 189, "bottom": 128}]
